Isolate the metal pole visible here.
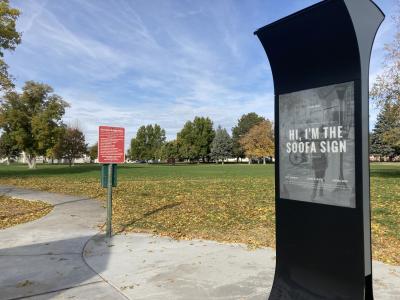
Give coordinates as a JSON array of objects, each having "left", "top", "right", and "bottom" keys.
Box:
[{"left": 106, "top": 164, "right": 113, "bottom": 238}]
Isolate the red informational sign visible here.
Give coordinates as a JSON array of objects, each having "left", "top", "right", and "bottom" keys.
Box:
[{"left": 98, "top": 126, "right": 125, "bottom": 164}]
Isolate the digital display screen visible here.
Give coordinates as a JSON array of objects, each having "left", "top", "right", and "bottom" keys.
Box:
[{"left": 279, "top": 82, "right": 355, "bottom": 208}]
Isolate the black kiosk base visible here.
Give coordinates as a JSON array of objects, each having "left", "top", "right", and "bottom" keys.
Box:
[{"left": 254, "top": 0, "right": 384, "bottom": 299}]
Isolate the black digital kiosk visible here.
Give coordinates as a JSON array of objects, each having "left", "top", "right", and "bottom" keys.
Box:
[{"left": 254, "top": 0, "right": 384, "bottom": 299}]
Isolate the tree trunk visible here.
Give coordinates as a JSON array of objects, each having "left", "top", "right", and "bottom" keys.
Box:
[
  {"left": 263, "top": 157, "right": 266, "bottom": 164},
  {"left": 248, "top": 159, "right": 251, "bottom": 165},
  {"left": 222, "top": 159, "right": 224, "bottom": 165},
  {"left": 69, "top": 159, "right": 72, "bottom": 167},
  {"left": 6, "top": 157, "right": 10, "bottom": 165},
  {"left": 27, "top": 155, "right": 36, "bottom": 169}
]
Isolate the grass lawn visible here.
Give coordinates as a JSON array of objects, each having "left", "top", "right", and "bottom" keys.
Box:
[{"left": 0, "top": 162, "right": 398, "bottom": 265}]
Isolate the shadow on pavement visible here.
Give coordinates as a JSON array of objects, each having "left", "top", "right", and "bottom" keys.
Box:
[{"left": 0, "top": 235, "right": 110, "bottom": 300}]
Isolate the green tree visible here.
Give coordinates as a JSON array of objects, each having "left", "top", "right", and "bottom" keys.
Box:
[
  {"left": 53, "top": 127, "right": 87, "bottom": 167},
  {"left": 177, "top": 117, "right": 215, "bottom": 162},
  {"left": 177, "top": 120, "right": 196, "bottom": 161},
  {"left": 370, "top": 103, "right": 400, "bottom": 159},
  {"left": 232, "top": 113, "right": 265, "bottom": 161},
  {"left": 159, "top": 140, "right": 179, "bottom": 164},
  {"left": 128, "top": 137, "right": 142, "bottom": 161},
  {"left": 210, "top": 125, "right": 232, "bottom": 164},
  {"left": 0, "top": 81, "right": 69, "bottom": 168},
  {"left": 0, "top": 0, "right": 21, "bottom": 91},
  {"left": 88, "top": 142, "right": 98, "bottom": 163},
  {"left": 192, "top": 117, "right": 215, "bottom": 162},
  {"left": 45, "top": 125, "right": 65, "bottom": 164},
  {"left": 0, "top": 131, "right": 19, "bottom": 164},
  {"left": 128, "top": 124, "right": 166, "bottom": 161}
]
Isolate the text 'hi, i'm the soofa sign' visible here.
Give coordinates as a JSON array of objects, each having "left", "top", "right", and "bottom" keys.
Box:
[{"left": 98, "top": 126, "right": 125, "bottom": 164}]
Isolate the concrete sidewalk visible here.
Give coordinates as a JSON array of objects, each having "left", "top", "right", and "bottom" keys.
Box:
[
  {"left": 1, "top": 186, "right": 399, "bottom": 299},
  {"left": 85, "top": 234, "right": 274, "bottom": 300},
  {"left": 84, "top": 234, "right": 400, "bottom": 300},
  {"left": 0, "top": 186, "right": 126, "bottom": 300}
]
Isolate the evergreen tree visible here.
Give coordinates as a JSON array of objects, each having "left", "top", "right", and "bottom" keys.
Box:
[
  {"left": 370, "top": 6, "right": 400, "bottom": 156},
  {"left": 370, "top": 103, "right": 400, "bottom": 159},
  {"left": 210, "top": 126, "right": 232, "bottom": 164}
]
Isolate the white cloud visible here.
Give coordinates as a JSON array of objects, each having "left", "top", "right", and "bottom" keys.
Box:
[{"left": 8, "top": 0, "right": 393, "bottom": 148}]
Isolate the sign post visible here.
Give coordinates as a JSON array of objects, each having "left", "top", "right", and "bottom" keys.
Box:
[
  {"left": 254, "top": 0, "right": 384, "bottom": 299},
  {"left": 98, "top": 126, "right": 125, "bottom": 238},
  {"left": 106, "top": 163, "right": 113, "bottom": 238}
]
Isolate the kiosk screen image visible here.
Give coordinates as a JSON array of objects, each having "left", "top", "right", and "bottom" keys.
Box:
[{"left": 279, "top": 82, "right": 355, "bottom": 208}]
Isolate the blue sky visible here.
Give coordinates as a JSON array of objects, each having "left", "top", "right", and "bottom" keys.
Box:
[{"left": 5, "top": 0, "right": 397, "bottom": 147}]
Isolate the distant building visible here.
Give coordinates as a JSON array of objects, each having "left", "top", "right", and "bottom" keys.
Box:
[
  {"left": 3, "top": 152, "right": 92, "bottom": 165},
  {"left": 370, "top": 155, "right": 400, "bottom": 162}
]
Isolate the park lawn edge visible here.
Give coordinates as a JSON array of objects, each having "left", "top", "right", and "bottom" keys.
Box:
[
  {"left": 0, "top": 195, "right": 53, "bottom": 230},
  {"left": 0, "top": 163, "right": 398, "bottom": 266}
]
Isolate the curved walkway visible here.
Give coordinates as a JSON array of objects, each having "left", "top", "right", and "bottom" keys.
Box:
[
  {"left": 1, "top": 185, "right": 399, "bottom": 299},
  {"left": 0, "top": 185, "right": 127, "bottom": 300}
]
